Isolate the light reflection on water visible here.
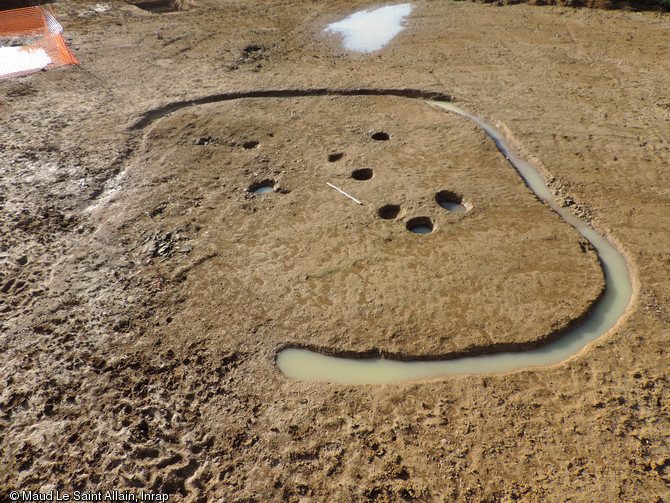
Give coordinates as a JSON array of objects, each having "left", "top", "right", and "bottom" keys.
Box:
[
  {"left": 325, "top": 4, "right": 412, "bottom": 53},
  {"left": 439, "top": 201, "right": 467, "bottom": 213},
  {"left": 254, "top": 186, "right": 274, "bottom": 194}
]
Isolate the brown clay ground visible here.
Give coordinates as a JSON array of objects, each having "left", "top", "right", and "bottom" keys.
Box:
[{"left": 0, "top": 1, "right": 669, "bottom": 501}]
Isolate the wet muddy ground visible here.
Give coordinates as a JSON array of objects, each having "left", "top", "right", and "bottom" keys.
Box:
[{"left": 1, "top": 1, "right": 669, "bottom": 501}]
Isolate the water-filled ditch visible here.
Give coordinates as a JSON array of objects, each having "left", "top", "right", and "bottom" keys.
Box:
[
  {"left": 276, "top": 100, "right": 633, "bottom": 384},
  {"left": 130, "top": 90, "right": 633, "bottom": 385}
]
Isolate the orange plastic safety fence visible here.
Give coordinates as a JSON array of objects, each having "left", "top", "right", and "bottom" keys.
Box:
[
  {"left": 0, "top": 6, "right": 50, "bottom": 36},
  {"left": 0, "top": 6, "right": 79, "bottom": 80}
]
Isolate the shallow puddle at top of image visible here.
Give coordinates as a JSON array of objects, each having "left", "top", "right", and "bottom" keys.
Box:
[{"left": 325, "top": 3, "right": 412, "bottom": 53}]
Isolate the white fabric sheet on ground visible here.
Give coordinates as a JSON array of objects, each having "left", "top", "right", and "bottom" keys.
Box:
[{"left": 0, "top": 46, "right": 52, "bottom": 77}]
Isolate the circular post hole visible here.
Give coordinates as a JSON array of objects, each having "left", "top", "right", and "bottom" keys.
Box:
[
  {"left": 371, "top": 132, "right": 390, "bottom": 141},
  {"left": 242, "top": 140, "right": 259, "bottom": 149},
  {"left": 249, "top": 179, "right": 275, "bottom": 194},
  {"left": 351, "top": 168, "right": 373, "bottom": 180},
  {"left": 435, "top": 190, "right": 467, "bottom": 213},
  {"left": 378, "top": 204, "right": 401, "bottom": 220},
  {"left": 406, "top": 217, "right": 433, "bottom": 234}
]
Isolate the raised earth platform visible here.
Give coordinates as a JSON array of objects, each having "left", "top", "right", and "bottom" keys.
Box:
[
  {"left": 0, "top": 1, "right": 668, "bottom": 501},
  {"left": 118, "top": 94, "right": 604, "bottom": 359}
]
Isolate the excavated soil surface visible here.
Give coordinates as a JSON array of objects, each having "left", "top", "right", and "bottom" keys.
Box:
[{"left": 1, "top": 1, "right": 669, "bottom": 501}]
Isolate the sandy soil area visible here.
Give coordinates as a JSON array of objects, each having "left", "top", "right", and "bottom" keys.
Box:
[{"left": 1, "top": 1, "right": 669, "bottom": 501}]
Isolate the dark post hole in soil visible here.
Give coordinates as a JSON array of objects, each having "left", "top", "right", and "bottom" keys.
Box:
[
  {"left": 378, "top": 204, "right": 401, "bottom": 220},
  {"left": 352, "top": 168, "right": 373, "bottom": 180},
  {"left": 371, "top": 132, "right": 390, "bottom": 141}
]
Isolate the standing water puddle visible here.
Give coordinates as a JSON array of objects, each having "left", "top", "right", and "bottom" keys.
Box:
[
  {"left": 408, "top": 226, "right": 432, "bottom": 234},
  {"left": 325, "top": 4, "right": 412, "bottom": 53},
  {"left": 439, "top": 201, "right": 467, "bottom": 213},
  {"left": 276, "top": 100, "right": 633, "bottom": 384},
  {"left": 407, "top": 217, "right": 434, "bottom": 235}
]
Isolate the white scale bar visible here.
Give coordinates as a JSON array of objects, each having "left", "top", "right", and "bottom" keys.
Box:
[{"left": 327, "top": 182, "right": 363, "bottom": 205}]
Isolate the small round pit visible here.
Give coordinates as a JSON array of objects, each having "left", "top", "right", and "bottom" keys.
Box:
[
  {"left": 378, "top": 204, "right": 401, "bottom": 220},
  {"left": 435, "top": 190, "right": 467, "bottom": 213},
  {"left": 249, "top": 179, "right": 275, "bottom": 194},
  {"left": 242, "top": 140, "right": 259, "bottom": 149},
  {"left": 371, "top": 132, "right": 390, "bottom": 141},
  {"left": 406, "top": 217, "right": 433, "bottom": 235},
  {"left": 328, "top": 153, "right": 344, "bottom": 162},
  {"left": 352, "top": 168, "right": 373, "bottom": 181}
]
